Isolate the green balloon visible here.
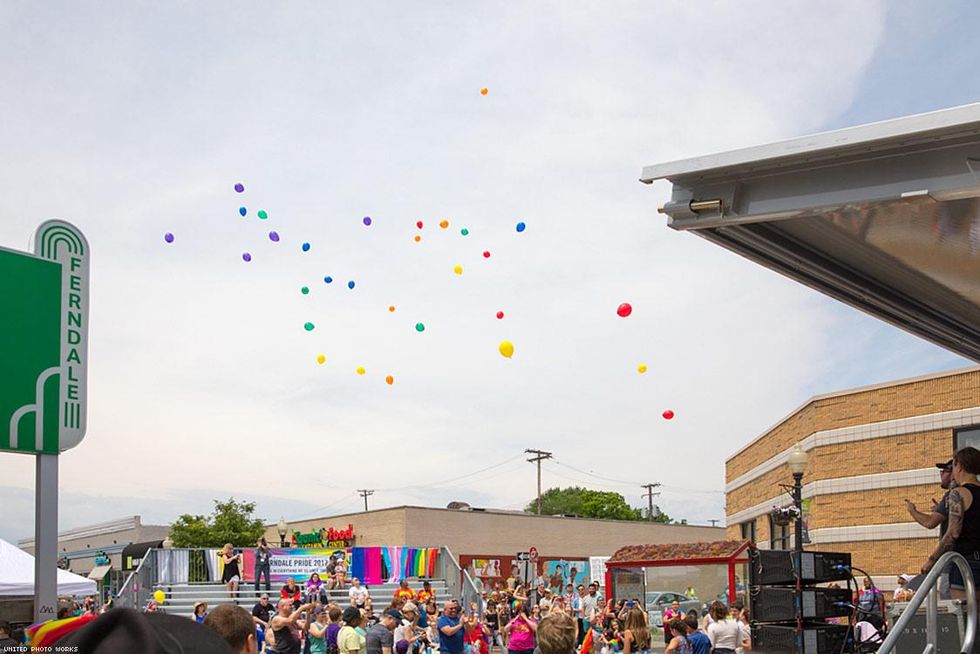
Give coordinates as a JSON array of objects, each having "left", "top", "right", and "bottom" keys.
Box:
[
  {"left": 304, "top": 322, "right": 315, "bottom": 331},
  {"left": 301, "top": 286, "right": 309, "bottom": 295},
  {"left": 461, "top": 228, "right": 469, "bottom": 236},
  {"left": 415, "top": 322, "right": 425, "bottom": 332},
  {"left": 257, "top": 210, "right": 268, "bottom": 220}
]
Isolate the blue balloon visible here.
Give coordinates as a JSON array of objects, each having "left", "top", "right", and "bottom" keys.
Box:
[
  {"left": 323, "top": 276, "right": 333, "bottom": 284},
  {"left": 516, "top": 221, "right": 526, "bottom": 232},
  {"left": 348, "top": 280, "right": 355, "bottom": 289},
  {"left": 302, "top": 242, "right": 311, "bottom": 252},
  {"left": 239, "top": 206, "right": 247, "bottom": 217}
]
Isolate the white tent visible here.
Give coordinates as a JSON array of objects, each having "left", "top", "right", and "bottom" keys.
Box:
[{"left": 0, "top": 538, "right": 97, "bottom": 597}]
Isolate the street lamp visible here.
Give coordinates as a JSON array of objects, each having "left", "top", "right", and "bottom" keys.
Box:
[
  {"left": 787, "top": 445, "right": 809, "bottom": 554},
  {"left": 277, "top": 517, "right": 288, "bottom": 548}
]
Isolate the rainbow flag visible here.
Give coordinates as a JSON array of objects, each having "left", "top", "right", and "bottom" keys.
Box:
[{"left": 580, "top": 626, "right": 595, "bottom": 654}]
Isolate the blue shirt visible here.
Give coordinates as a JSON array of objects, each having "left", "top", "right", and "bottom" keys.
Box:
[
  {"left": 438, "top": 615, "right": 464, "bottom": 654},
  {"left": 418, "top": 607, "right": 429, "bottom": 629},
  {"left": 688, "top": 632, "right": 710, "bottom": 654}
]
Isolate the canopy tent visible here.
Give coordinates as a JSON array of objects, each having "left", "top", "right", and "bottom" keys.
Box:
[{"left": 0, "top": 538, "right": 97, "bottom": 597}]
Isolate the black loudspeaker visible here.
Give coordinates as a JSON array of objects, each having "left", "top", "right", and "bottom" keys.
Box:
[
  {"left": 752, "top": 623, "right": 851, "bottom": 654},
  {"left": 752, "top": 587, "right": 852, "bottom": 622},
  {"left": 749, "top": 549, "right": 852, "bottom": 586}
]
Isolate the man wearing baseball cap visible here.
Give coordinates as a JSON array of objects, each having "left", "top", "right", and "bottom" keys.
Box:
[
  {"left": 904, "top": 458, "right": 955, "bottom": 596},
  {"left": 366, "top": 609, "right": 401, "bottom": 654}
]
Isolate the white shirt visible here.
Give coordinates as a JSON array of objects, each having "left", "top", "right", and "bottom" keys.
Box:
[
  {"left": 707, "top": 620, "right": 742, "bottom": 650},
  {"left": 349, "top": 585, "right": 369, "bottom": 604}
]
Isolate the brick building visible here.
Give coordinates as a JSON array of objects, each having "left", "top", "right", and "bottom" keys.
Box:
[{"left": 725, "top": 367, "right": 980, "bottom": 586}]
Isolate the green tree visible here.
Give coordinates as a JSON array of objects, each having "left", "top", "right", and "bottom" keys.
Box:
[
  {"left": 526, "top": 487, "right": 643, "bottom": 521},
  {"left": 169, "top": 497, "right": 266, "bottom": 547}
]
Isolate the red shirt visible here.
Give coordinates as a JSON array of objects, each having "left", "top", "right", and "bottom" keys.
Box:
[
  {"left": 281, "top": 584, "right": 301, "bottom": 601},
  {"left": 394, "top": 587, "right": 416, "bottom": 600}
]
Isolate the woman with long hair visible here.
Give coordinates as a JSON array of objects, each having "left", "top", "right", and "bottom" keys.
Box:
[
  {"left": 621, "top": 606, "right": 651, "bottom": 654},
  {"left": 307, "top": 572, "right": 325, "bottom": 603},
  {"left": 221, "top": 543, "right": 243, "bottom": 600},
  {"left": 664, "top": 619, "right": 691, "bottom": 654},
  {"left": 706, "top": 602, "right": 740, "bottom": 654}
]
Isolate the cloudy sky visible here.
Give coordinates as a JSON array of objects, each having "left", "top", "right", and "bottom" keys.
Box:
[{"left": 1, "top": 1, "right": 977, "bottom": 544}]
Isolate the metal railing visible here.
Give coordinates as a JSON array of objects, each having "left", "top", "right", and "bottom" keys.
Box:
[
  {"left": 878, "top": 551, "right": 976, "bottom": 654},
  {"left": 114, "top": 550, "right": 157, "bottom": 610},
  {"left": 440, "top": 546, "right": 482, "bottom": 613}
]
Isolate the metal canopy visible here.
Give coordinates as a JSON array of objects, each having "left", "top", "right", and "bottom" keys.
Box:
[{"left": 642, "top": 103, "right": 980, "bottom": 362}]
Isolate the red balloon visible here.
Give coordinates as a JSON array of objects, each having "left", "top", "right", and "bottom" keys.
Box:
[
  {"left": 617, "top": 303, "right": 632, "bottom": 317},
  {"left": 483, "top": 251, "right": 491, "bottom": 258},
  {"left": 496, "top": 311, "right": 504, "bottom": 319},
  {"left": 662, "top": 409, "right": 674, "bottom": 420},
  {"left": 416, "top": 221, "right": 423, "bottom": 229}
]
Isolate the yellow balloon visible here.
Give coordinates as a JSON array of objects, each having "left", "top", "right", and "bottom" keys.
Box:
[
  {"left": 153, "top": 590, "right": 166, "bottom": 604},
  {"left": 356, "top": 366, "right": 366, "bottom": 375},
  {"left": 453, "top": 265, "right": 463, "bottom": 275},
  {"left": 316, "top": 354, "right": 326, "bottom": 365},
  {"left": 637, "top": 363, "right": 647, "bottom": 373},
  {"left": 499, "top": 340, "right": 514, "bottom": 358}
]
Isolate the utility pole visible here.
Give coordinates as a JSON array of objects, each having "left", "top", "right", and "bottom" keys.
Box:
[
  {"left": 641, "top": 483, "right": 661, "bottom": 521},
  {"left": 357, "top": 489, "right": 374, "bottom": 512},
  {"left": 525, "top": 449, "right": 553, "bottom": 514},
  {"left": 708, "top": 519, "right": 720, "bottom": 527}
]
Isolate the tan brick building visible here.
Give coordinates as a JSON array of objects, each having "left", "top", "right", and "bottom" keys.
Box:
[{"left": 725, "top": 367, "right": 980, "bottom": 587}]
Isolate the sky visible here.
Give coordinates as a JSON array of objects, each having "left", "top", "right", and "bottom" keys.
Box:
[{"left": 1, "top": 1, "right": 977, "bottom": 544}]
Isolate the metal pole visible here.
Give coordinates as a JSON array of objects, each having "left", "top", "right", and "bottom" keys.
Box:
[
  {"left": 537, "top": 460, "right": 542, "bottom": 514},
  {"left": 793, "top": 471, "right": 804, "bottom": 635},
  {"left": 34, "top": 454, "right": 58, "bottom": 623},
  {"left": 926, "top": 584, "right": 938, "bottom": 654}
]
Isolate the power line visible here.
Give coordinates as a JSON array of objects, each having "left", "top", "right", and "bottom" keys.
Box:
[
  {"left": 357, "top": 489, "right": 374, "bottom": 512},
  {"left": 376, "top": 453, "right": 525, "bottom": 492},
  {"left": 641, "top": 483, "right": 662, "bottom": 521},
  {"left": 525, "top": 449, "right": 553, "bottom": 515}
]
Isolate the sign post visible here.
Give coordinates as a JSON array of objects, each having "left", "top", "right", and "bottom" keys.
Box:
[{"left": 1, "top": 220, "right": 90, "bottom": 622}]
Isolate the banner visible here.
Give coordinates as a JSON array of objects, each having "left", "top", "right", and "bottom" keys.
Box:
[
  {"left": 588, "top": 557, "right": 609, "bottom": 586},
  {"left": 239, "top": 546, "right": 438, "bottom": 584},
  {"left": 545, "top": 560, "right": 589, "bottom": 587},
  {"left": 473, "top": 559, "right": 501, "bottom": 578},
  {"left": 241, "top": 548, "right": 347, "bottom": 583}
]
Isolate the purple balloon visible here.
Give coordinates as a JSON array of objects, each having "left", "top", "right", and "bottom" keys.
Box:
[
  {"left": 242, "top": 252, "right": 252, "bottom": 262},
  {"left": 234, "top": 183, "right": 245, "bottom": 193},
  {"left": 164, "top": 232, "right": 174, "bottom": 243},
  {"left": 269, "top": 231, "right": 280, "bottom": 242},
  {"left": 363, "top": 216, "right": 372, "bottom": 226}
]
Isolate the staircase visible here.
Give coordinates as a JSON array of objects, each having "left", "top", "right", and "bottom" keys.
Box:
[{"left": 152, "top": 579, "right": 450, "bottom": 619}]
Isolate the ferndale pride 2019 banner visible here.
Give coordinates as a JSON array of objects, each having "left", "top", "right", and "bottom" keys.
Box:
[{"left": 240, "top": 547, "right": 441, "bottom": 584}]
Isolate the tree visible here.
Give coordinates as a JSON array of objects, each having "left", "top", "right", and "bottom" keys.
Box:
[
  {"left": 525, "top": 487, "right": 643, "bottom": 521},
  {"left": 169, "top": 498, "right": 266, "bottom": 547}
]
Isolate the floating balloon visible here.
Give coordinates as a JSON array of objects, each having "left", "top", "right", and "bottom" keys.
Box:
[
  {"left": 242, "top": 252, "right": 252, "bottom": 262},
  {"left": 453, "top": 264, "right": 463, "bottom": 275},
  {"left": 480, "top": 88, "right": 489, "bottom": 95},
  {"left": 363, "top": 216, "right": 372, "bottom": 226},
  {"left": 239, "top": 207, "right": 247, "bottom": 216},
  {"left": 389, "top": 305, "right": 396, "bottom": 313},
  {"left": 385, "top": 375, "right": 394, "bottom": 385},
  {"left": 417, "top": 220, "right": 424, "bottom": 229},
  {"left": 414, "top": 235, "right": 422, "bottom": 242},
  {"left": 304, "top": 322, "right": 315, "bottom": 331},
  {"left": 498, "top": 340, "right": 514, "bottom": 358},
  {"left": 617, "top": 303, "right": 632, "bottom": 318},
  {"left": 496, "top": 311, "right": 504, "bottom": 320},
  {"left": 516, "top": 221, "right": 526, "bottom": 232},
  {"left": 269, "top": 231, "right": 280, "bottom": 242},
  {"left": 257, "top": 210, "right": 268, "bottom": 220},
  {"left": 316, "top": 354, "right": 326, "bottom": 365},
  {"left": 662, "top": 409, "right": 674, "bottom": 420},
  {"left": 482, "top": 250, "right": 491, "bottom": 258},
  {"left": 439, "top": 219, "right": 449, "bottom": 229},
  {"left": 461, "top": 228, "right": 469, "bottom": 236},
  {"left": 323, "top": 276, "right": 333, "bottom": 284},
  {"left": 356, "top": 366, "right": 365, "bottom": 375},
  {"left": 234, "top": 183, "right": 245, "bottom": 193},
  {"left": 302, "top": 242, "right": 310, "bottom": 252},
  {"left": 164, "top": 232, "right": 174, "bottom": 243},
  {"left": 153, "top": 590, "right": 166, "bottom": 604},
  {"left": 637, "top": 364, "right": 647, "bottom": 374},
  {"left": 348, "top": 280, "right": 355, "bottom": 289},
  {"left": 415, "top": 322, "right": 425, "bottom": 332},
  {"left": 301, "top": 286, "right": 309, "bottom": 295}
]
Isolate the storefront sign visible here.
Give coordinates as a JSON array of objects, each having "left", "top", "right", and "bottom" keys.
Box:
[
  {"left": 94, "top": 552, "right": 110, "bottom": 566},
  {"left": 291, "top": 524, "right": 355, "bottom": 548}
]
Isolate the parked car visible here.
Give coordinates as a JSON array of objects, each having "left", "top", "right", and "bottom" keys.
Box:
[{"left": 645, "top": 591, "right": 701, "bottom": 627}]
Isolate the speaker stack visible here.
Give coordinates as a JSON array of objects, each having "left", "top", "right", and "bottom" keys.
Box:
[{"left": 749, "top": 548, "right": 853, "bottom": 653}]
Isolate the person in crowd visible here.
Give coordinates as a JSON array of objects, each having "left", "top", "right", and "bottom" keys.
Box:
[
  {"left": 921, "top": 446, "right": 980, "bottom": 605},
  {"left": 465, "top": 611, "right": 489, "bottom": 654},
  {"left": 205, "top": 603, "right": 260, "bottom": 654},
  {"left": 733, "top": 609, "right": 751, "bottom": 654},
  {"left": 308, "top": 607, "right": 331, "bottom": 654},
  {"left": 282, "top": 577, "right": 303, "bottom": 603},
  {"left": 0, "top": 620, "right": 21, "bottom": 650},
  {"left": 367, "top": 609, "right": 401, "bottom": 654},
  {"left": 536, "top": 612, "right": 576, "bottom": 654},
  {"left": 350, "top": 577, "right": 372, "bottom": 609},
  {"left": 683, "top": 615, "right": 708, "bottom": 654},
  {"left": 501, "top": 601, "right": 536, "bottom": 654},
  {"left": 271, "top": 598, "right": 315, "bottom": 654},
  {"left": 326, "top": 556, "right": 339, "bottom": 590},
  {"left": 308, "top": 573, "right": 326, "bottom": 603},
  {"left": 395, "top": 580, "right": 416, "bottom": 601},
  {"left": 416, "top": 581, "right": 435, "bottom": 605},
  {"left": 340, "top": 606, "right": 366, "bottom": 654},
  {"left": 326, "top": 604, "right": 344, "bottom": 654},
  {"left": 620, "top": 606, "right": 650, "bottom": 654},
  {"left": 684, "top": 587, "right": 696, "bottom": 600},
  {"left": 581, "top": 584, "right": 599, "bottom": 630},
  {"left": 894, "top": 574, "right": 913, "bottom": 601},
  {"left": 664, "top": 619, "right": 690, "bottom": 654},
  {"left": 253, "top": 593, "right": 274, "bottom": 625},
  {"left": 256, "top": 537, "right": 273, "bottom": 592},
  {"left": 662, "top": 600, "right": 682, "bottom": 645},
  {"left": 335, "top": 556, "right": 349, "bottom": 589},
  {"left": 907, "top": 459, "right": 955, "bottom": 536},
  {"left": 397, "top": 602, "right": 423, "bottom": 650},
  {"left": 144, "top": 600, "right": 159, "bottom": 613},
  {"left": 222, "top": 543, "right": 244, "bottom": 601},
  {"left": 439, "top": 599, "right": 473, "bottom": 654},
  {"left": 705, "top": 602, "right": 740, "bottom": 654},
  {"left": 854, "top": 576, "right": 886, "bottom": 628},
  {"left": 194, "top": 601, "right": 209, "bottom": 624}
]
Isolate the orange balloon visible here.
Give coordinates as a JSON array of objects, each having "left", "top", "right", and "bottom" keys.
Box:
[
  {"left": 439, "top": 219, "right": 449, "bottom": 229},
  {"left": 388, "top": 305, "right": 396, "bottom": 313},
  {"left": 480, "top": 88, "right": 489, "bottom": 96},
  {"left": 414, "top": 235, "right": 421, "bottom": 242},
  {"left": 385, "top": 375, "right": 394, "bottom": 385}
]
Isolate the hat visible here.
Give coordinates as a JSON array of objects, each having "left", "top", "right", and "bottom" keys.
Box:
[
  {"left": 193, "top": 601, "right": 208, "bottom": 612},
  {"left": 54, "top": 608, "right": 234, "bottom": 653},
  {"left": 385, "top": 609, "right": 404, "bottom": 621},
  {"left": 937, "top": 459, "right": 953, "bottom": 470},
  {"left": 396, "top": 639, "right": 411, "bottom": 654},
  {"left": 402, "top": 602, "right": 417, "bottom": 613},
  {"left": 899, "top": 574, "right": 913, "bottom": 582}
]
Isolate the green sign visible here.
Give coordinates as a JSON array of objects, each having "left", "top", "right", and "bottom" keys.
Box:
[{"left": 1, "top": 221, "right": 89, "bottom": 455}]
